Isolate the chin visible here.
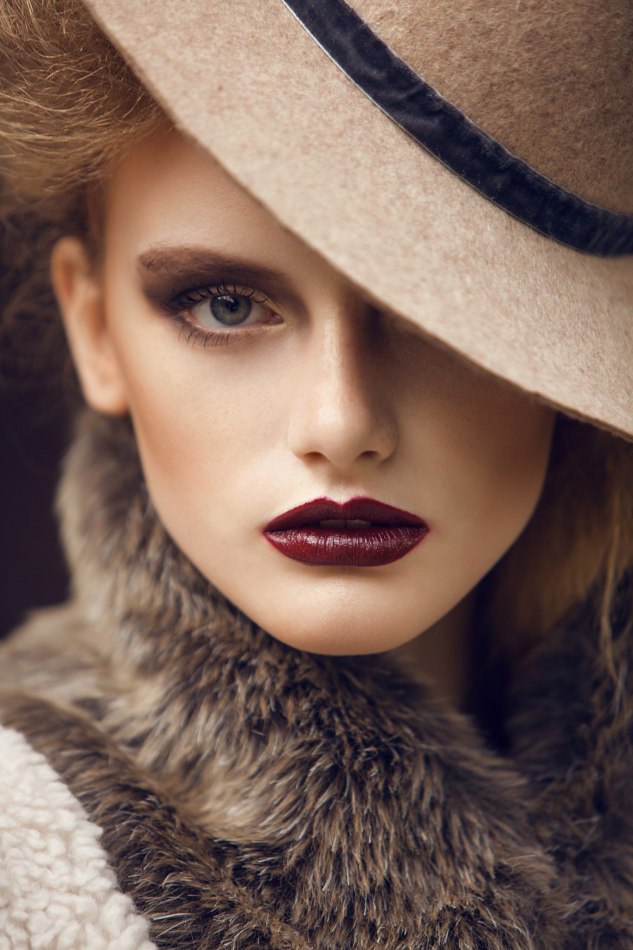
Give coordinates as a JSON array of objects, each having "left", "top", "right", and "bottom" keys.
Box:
[{"left": 262, "top": 615, "right": 423, "bottom": 657}]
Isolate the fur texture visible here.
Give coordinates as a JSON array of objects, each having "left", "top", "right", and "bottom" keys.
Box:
[
  {"left": 0, "top": 410, "right": 632, "bottom": 948},
  {"left": 0, "top": 725, "right": 155, "bottom": 949}
]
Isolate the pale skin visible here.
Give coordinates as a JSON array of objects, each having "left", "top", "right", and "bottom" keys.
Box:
[{"left": 52, "top": 126, "right": 555, "bottom": 706}]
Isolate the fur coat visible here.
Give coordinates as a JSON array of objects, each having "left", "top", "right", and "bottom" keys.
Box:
[{"left": 0, "top": 410, "right": 632, "bottom": 949}]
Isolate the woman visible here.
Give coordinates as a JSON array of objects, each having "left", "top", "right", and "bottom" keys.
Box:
[{"left": 0, "top": 0, "right": 632, "bottom": 947}]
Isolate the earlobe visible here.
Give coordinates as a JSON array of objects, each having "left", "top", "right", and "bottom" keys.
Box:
[{"left": 51, "top": 236, "right": 129, "bottom": 416}]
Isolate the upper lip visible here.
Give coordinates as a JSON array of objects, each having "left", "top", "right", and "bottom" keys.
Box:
[{"left": 264, "top": 496, "right": 427, "bottom": 531}]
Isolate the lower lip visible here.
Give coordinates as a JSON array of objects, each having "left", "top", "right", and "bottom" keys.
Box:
[{"left": 263, "top": 525, "right": 429, "bottom": 567}]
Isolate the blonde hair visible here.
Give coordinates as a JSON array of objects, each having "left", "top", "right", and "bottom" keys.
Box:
[
  {"left": 1, "top": 0, "right": 632, "bottom": 663},
  {"left": 0, "top": 0, "right": 161, "bottom": 394}
]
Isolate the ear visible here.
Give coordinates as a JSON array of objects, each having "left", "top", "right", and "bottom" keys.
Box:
[{"left": 51, "top": 236, "right": 129, "bottom": 415}]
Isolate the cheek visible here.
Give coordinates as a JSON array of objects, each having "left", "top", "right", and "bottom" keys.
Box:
[
  {"left": 104, "top": 311, "right": 280, "bottom": 539},
  {"left": 392, "top": 330, "right": 555, "bottom": 591},
  {"left": 474, "top": 394, "right": 553, "bottom": 512},
  {"left": 433, "top": 380, "right": 555, "bottom": 570}
]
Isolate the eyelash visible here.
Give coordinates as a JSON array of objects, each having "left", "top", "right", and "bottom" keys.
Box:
[{"left": 164, "top": 281, "right": 280, "bottom": 347}]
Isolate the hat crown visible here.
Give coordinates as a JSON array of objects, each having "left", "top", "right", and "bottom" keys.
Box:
[{"left": 353, "top": 0, "right": 633, "bottom": 213}]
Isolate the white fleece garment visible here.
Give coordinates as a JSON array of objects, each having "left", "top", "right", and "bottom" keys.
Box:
[{"left": 0, "top": 725, "right": 156, "bottom": 950}]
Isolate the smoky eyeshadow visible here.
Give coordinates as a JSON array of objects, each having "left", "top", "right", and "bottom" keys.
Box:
[{"left": 136, "top": 246, "right": 304, "bottom": 314}]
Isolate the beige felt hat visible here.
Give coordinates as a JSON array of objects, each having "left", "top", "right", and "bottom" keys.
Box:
[{"left": 83, "top": 0, "right": 633, "bottom": 439}]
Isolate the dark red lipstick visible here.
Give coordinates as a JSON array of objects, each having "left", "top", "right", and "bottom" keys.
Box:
[{"left": 263, "top": 496, "right": 429, "bottom": 567}]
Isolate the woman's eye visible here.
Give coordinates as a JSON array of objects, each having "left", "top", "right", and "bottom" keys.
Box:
[
  {"left": 188, "top": 291, "right": 275, "bottom": 330},
  {"left": 174, "top": 286, "right": 283, "bottom": 335},
  {"left": 162, "top": 282, "right": 283, "bottom": 346}
]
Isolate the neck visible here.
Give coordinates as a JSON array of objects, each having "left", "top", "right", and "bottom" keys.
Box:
[{"left": 386, "top": 592, "right": 476, "bottom": 709}]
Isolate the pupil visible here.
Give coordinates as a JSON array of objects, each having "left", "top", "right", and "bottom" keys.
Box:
[{"left": 210, "top": 294, "right": 252, "bottom": 326}]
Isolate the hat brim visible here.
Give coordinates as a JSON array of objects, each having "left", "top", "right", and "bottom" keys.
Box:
[{"left": 85, "top": 0, "right": 633, "bottom": 440}]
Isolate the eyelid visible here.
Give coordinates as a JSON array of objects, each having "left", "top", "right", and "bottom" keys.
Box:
[
  {"left": 164, "top": 280, "right": 271, "bottom": 313},
  {"left": 139, "top": 258, "right": 305, "bottom": 320}
]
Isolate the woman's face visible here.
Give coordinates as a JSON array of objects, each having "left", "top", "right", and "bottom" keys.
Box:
[{"left": 54, "top": 127, "right": 555, "bottom": 655}]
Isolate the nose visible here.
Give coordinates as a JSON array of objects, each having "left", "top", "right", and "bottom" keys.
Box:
[{"left": 286, "top": 305, "right": 398, "bottom": 472}]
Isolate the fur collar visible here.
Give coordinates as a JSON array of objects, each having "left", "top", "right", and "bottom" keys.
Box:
[{"left": 1, "top": 410, "right": 632, "bottom": 949}]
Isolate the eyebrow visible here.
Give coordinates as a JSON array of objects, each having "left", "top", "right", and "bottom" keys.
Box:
[{"left": 136, "top": 246, "right": 304, "bottom": 310}]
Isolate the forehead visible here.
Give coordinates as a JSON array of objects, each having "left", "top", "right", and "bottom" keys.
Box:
[{"left": 103, "top": 128, "right": 301, "bottom": 256}]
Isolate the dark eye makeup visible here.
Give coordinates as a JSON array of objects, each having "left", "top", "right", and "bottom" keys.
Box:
[{"left": 137, "top": 247, "right": 295, "bottom": 347}]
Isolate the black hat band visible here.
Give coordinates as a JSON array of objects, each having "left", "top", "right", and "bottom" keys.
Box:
[{"left": 282, "top": 0, "right": 633, "bottom": 257}]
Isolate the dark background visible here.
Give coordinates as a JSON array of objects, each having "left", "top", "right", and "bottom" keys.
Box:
[{"left": 1, "top": 387, "right": 69, "bottom": 639}]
